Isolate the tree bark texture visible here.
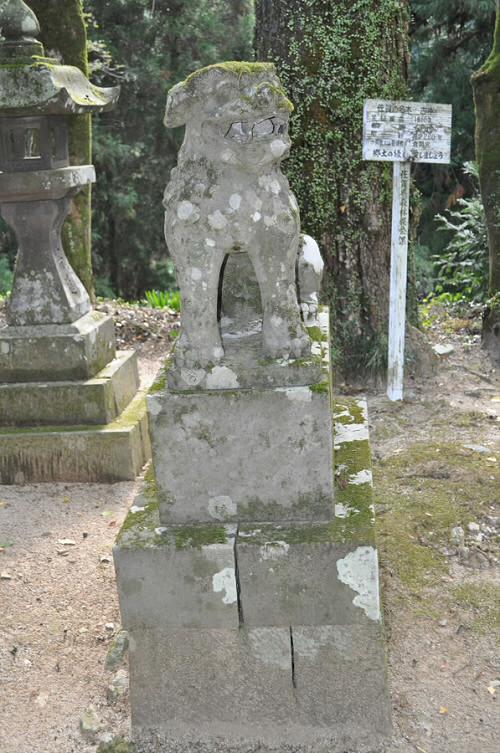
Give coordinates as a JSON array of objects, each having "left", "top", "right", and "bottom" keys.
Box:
[
  {"left": 30, "top": 0, "right": 94, "bottom": 297},
  {"left": 255, "top": 0, "right": 412, "bottom": 376},
  {"left": 473, "top": 0, "right": 500, "bottom": 361}
]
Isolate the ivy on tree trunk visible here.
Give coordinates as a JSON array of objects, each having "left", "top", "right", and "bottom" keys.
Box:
[
  {"left": 30, "top": 0, "right": 94, "bottom": 298},
  {"left": 255, "top": 0, "right": 416, "bottom": 377},
  {"left": 473, "top": 0, "right": 500, "bottom": 362}
]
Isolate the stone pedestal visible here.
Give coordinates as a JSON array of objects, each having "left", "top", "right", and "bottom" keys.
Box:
[
  {"left": 115, "top": 389, "right": 391, "bottom": 752},
  {"left": 0, "top": 310, "right": 150, "bottom": 483}
]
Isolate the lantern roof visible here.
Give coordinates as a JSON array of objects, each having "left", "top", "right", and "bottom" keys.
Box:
[{"left": 0, "top": 0, "right": 119, "bottom": 115}]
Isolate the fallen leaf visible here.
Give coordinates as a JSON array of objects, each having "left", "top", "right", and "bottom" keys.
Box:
[
  {"left": 439, "top": 706, "right": 448, "bottom": 715},
  {"left": 101, "top": 511, "right": 114, "bottom": 518},
  {"left": 62, "top": 496, "right": 71, "bottom": 504},
  {"left": 486, "top": 685, "right": 496, "bottom": 696}
]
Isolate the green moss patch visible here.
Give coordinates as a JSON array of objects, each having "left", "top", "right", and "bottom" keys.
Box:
[
  {"left": 174, "top": 525, "right": 229, "bottom": 550},
  {"left": 374, "top": 442, "right": 499, "bottom": 597}
]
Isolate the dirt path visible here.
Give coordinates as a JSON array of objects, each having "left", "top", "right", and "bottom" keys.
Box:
[{"left": 0, "top": 303, "right": 498, "bottom": 752}]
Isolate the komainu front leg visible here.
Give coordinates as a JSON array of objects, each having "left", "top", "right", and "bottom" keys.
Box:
[{"left": 167, "top": 235, "right": 225, "bottom": 368}]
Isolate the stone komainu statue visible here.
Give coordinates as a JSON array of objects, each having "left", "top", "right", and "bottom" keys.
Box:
[{"left": 163, "top": 62, "right": 323, "bottom": 368}]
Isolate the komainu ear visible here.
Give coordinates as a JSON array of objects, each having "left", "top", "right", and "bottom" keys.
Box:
[{"left": 164, "top": 82, "right": 196, "bottom": 128}]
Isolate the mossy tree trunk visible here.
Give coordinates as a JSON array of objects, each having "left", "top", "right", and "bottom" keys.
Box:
[
  {"left": 473, "top": 0, "right": 500, "bottom": 362},
  {"left": 30, "top": 0, "right": 94, "bottom": 298},
  {"left": 255, "top": 0, "right": 414, "bottom": 377}
]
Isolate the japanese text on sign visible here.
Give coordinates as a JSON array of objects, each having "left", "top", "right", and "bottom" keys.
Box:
[{"left": 363, "top": 99, "right": 452, "bottom": 164}]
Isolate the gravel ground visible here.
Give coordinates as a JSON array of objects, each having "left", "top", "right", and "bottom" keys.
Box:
[{"left": 0, "top": 301, "right": 498, "bottom": 752}]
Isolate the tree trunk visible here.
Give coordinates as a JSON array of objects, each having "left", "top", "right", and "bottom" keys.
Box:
[
  {"left": 255, "top": 0, "right": 415, "bottom": 378},
  {"left": 473, "top": 0, "right": 500, "bottom": 362},
  {"left": 30, "top": 0, "right": 94, "bottom": 298}
]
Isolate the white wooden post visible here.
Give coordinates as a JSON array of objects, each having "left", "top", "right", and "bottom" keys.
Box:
[
  {"left": 362, "top": 99, "right": 452, "bottom": 401},
  {"left": 387, "top": 160, "right": 411, "bottom": 401}
]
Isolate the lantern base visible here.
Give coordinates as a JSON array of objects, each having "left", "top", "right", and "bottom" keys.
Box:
[
  {"left": 0, "top": 390, "right": 150, "bottom": 484},
  {"left": 0, "top": 310, "right": 116, "bottom": 383}
]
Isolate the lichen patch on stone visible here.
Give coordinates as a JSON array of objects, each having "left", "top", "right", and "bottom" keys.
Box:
[
  {"left": 336, "top": 546, "right": 380, "bottom": 621},
  {"left": 212, "top": 567, "right": 237, "bottom": 605}
]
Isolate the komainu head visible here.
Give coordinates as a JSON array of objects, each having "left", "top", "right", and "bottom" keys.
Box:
[{"left": 164, "top": 62, "right": 294, "bottom": 170}]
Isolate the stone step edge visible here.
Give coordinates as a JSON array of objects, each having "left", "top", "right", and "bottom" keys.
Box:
[
  {"left": 116, "top": 396, "right": 375, "bottom": 550},
  {"left": 0, "top": 391, "right": 151, "bottom": 483},
  {"left": 0, "top": 350, "right": 139, "bottom": 426}
]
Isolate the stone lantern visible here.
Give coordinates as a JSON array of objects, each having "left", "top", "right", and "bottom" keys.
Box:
[
  {"left": 0, "top": 0, "right": 150, "bottom": 482},
  {"left": 0, "top": 0, "right": 118, "bottom": 327}
]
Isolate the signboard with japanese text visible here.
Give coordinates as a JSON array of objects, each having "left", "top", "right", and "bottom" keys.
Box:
[{"left": 363, "top": 99, "right": 452, "bottom": 164}]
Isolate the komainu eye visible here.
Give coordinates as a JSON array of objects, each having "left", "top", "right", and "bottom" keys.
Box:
[
  {"left": 225, "top": 121, "right": 252, "bottom": 143},
  {"left": 253, "top": 118, "right": 274, "bottom": 137}
]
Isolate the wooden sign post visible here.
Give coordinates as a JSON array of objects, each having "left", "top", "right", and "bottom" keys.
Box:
[{"left": 363, "top": 99, "right": 452, "bottom": 401}]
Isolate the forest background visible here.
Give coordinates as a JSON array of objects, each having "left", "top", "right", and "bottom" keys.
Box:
[{"left": 0, "top": 0, "right": 497, "bottom": 372}]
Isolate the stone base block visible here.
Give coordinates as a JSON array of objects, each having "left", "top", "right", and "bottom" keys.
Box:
[
  {"left": 0, "top": 392, "right": 151, "bottom": 483},
  {"left": 114, "top": 519, "right": 239, "bottom": 630},
  {"left": 0, "top": 350, "right": 139, "bottom": 426},
  {"left": 0, "top": 310, "right": 116, "bottom": 382},
  {"left": 128, "top": 624, "right": 390, "bottom": 752},
  {"left": 237, "top": 528, "right": 379, "bottom": 627},
  {"left": 149, "top": 382, "right": 334, "bottom": 525},
  {"left": 166, "top": 324, "right": 327, "bottom": 392}
]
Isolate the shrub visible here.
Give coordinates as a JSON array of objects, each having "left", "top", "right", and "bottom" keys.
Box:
[{"left": 433, "top": 162, "right": 489, "bottom": 304}]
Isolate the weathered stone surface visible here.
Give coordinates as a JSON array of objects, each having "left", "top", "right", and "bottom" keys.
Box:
[
  {"left": 165, "top": 307, "right": 328, "bottom": 394},
  {"left": 0, "top": 310, "right": 116, "bottom": 382},
  {"left": 237, "top": 530, "right": 380, "bottom": 627},
  {"left": 128, "top": 624, "right": 389, "bottom": 751},
  {"left": 149, "top": 383, "right": 334, "bottom": 525},
  {"left": 297, "top": 235, "right": 324, "bottom": 327},
  {"left": 237, "top": 397, "right": 379, "bottom": 627},
  {"left": 165, "top": 330, "right": 325, "bottom": 392},
  {"left": 163, "top": 62, "right": 310, "bottom": 371},
  {"left": 128, "top": 626, "right": 297, "bottom": 741},
  {"left": 292, "top": 624, "right": 391, "bottom": 738},
  {"left": 114, "top": 518, "right": 239, "bottom": 630},
  {"left": 1, "top": 194, "right": 92, "bottom": 326},
  {"left": 0, "top": 392, "right": 150, "bottom": 483},
  {"left": 0, "top": 350, "right": 138, "bottom": 426}
]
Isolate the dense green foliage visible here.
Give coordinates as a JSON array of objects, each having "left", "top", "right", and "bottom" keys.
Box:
[
  {"left": 434, "top": 163, "right": 489, "bottom": 304},
  {"left": 256, "top": 0, "right": 411, "bottom": 374},
  {"left": 88, "top": 0, "right": 253, "bottom": 299},
  {"left": 411, "top": 0, "right": 497, "bottom": 272}
]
